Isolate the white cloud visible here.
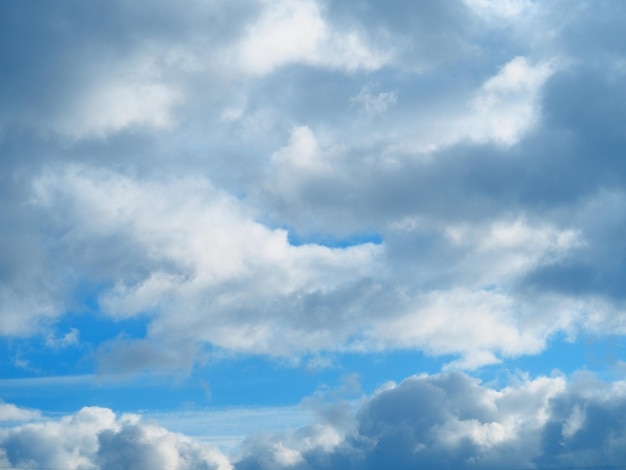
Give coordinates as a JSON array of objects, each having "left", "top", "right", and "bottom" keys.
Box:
[
  {"left": 236, "top": 0, "right": 391, "bottom": 75},
  {"left": 0, "top": 286, "right": 60, "bottom": 337},
  {"left": 2, "top": 0, "right": 626, "bottom": 381},
  {"left": 0, "top": 406, "right": 231, "bottom": 470},
  {"left": 0, "top": 403, "right": 40, "bottom": 422},
  {"left": 383, "top": 56, "right": 554, "bottom": 155},
  {"left": 233, "top": 370, "right": 626, "bottom": 469},
  {"left": 372, "top": 288, "right": 543, "bottom": 368},
  {"left": 58, "top": 80, "right": 180, "bottom": 138},
  {"left": 464, "top": 0, "right": 537, "bottom": 19},
  {"left": 32, "top": 166, "right": 382, "bottom": 361},
  {"left": 350, "top": 85, "right": 398, "bottom": 117},
  {"left": 465, "top": 56, "right": 554, "bottom": 145},
  {"left": 270, "top": 125, "right": 330, "bottom": 172},
  {"left": 2, "top": 371, "right": 626, "bottom": 469},
  {"left": 444, "top": 217, "right": 583, "bottom": 283},
  {"left": 24, "top": 158, "right": 619, "bottom": 370},
  {"left": 35, "top": 43, "right": 186, "bottom": 139}
]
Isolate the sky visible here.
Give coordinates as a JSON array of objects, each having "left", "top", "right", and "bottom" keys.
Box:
[{"left": 2, "top": 0, "right": 626, "bottom": 468}]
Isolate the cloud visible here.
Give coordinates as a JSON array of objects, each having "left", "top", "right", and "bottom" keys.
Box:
[
  {"left": 350, "top": 85, "right": 398, "bottom": 117},
  {"left": 464, "top": 0, "right": 537, "bottom": 20},
  {"left": 0, "top": 0, "right": 254, "bottom": 139},
  {"left": 46, "top": 327, "right": 80, "bottom": 349},
  {"left": 235, "top": 0, "right": 391, "bottom": 75},
  {"left": 23, "top": 162, "right": 603, "bottom": 370},
  {"left": 2, "top": 371, "right": 626, "bottom": 469},
  {"left": 29, "top": 166, "right": 382, "bottom": 367},
  {"left": 462, "top": 56, "right": 554, "bottom": 145},
  {"left": 0, "top": 403, "right": 40, "bottom": 423},
  {"left": 0, "top": 406, "right": 231, "bottom": 470},
  {"left": 233, "top": 371, "right": 626, "bottom": 469},
  {"left": 2, "top": 0, "right": 626, "bottom": 377},
  {"left": 97, "top": 421, "right": 232, "bottom": 470}
]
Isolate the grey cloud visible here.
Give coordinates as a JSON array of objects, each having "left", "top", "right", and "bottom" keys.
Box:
[
  {"left": 0, "top": 0, "right": 258, "bottom": 137},
  {"left": 2, "top": 371, "right": 626, "bottom": 469},
  {"left": 0, "top": 406, "right": 231, "bottom": 470},
  {"left": 324, "top": 0, "right": 479, "bottom": 70},
  {"left": 3, "top": 0, "right": 626, "bottom": 368},
  {"left": 95, "top": 336, "right": 200, "bottom": 375},
  {"left": 234, "top": 371, "right": 626, "bottom": 469},
  {"left": 97, "top": 422, "right": 230, "bottom": 470}
]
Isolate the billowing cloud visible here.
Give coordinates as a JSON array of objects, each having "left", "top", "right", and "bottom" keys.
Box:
[
  {"left": 236, "top": 0, "right": 390, "bottom": 75},
  {"left": 15, "top": 161, "right": 603, "bottom": 370},
  {"left": 3, "top": 371, "right": 626, "bottom": 469},
  {"left": 234, "top": 371, "right": 626, "bottom": 469},
  {"left": 29, "top": 166, "right": 381, "bottom": 367},
  {"left": 0, "top": 403, "right": 40, "bottom": 423},
  {"left": 0, "top": 406, "right": 231, "bottom": 470}
]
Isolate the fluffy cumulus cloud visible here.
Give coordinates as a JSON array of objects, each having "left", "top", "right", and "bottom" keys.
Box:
[
  {"left": 0, "top": 406, "right": 231, "bottom": 469},
  {"left": 30, "top": 166, "right": 381, "bottom": 367},
  {"left": 236, "top": 0, "right": 390, "bottom": 75},
  {"left": 233, "top": 371, "right": 626, "bottom": 469},
  {"left": 3, "top": 371, "right": 625, "bottom": 469}
]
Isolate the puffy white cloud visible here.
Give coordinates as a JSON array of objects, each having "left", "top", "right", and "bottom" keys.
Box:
[
  {"left": 24, "top": 162, "right": 607, "bottom": 369},
  {"left": 30, "top": 166, "right": 382, "bottom": 365},
  {"left": 0, "top": 406, "right": 231, "bottom": 470},
  {"left": 97, "top": 421, "right": 232, "bottom": 470},
  {"left": 463, "top": 56, "right": 554, "bottom": 145},
  {"left": 389, "top": 56, "right": 555, "bottom": 152},
  {"left": 3, "top": 372, "right": 626, "bottom": 469},
  {"left": 234, "top": 371, "right": 626, "bottom": 469},
  {"left": 235, "top": 0, "right": 391, "bottom": 75},
  {"left": 0, "top": 403, "right": 40, "bottom": 423}
]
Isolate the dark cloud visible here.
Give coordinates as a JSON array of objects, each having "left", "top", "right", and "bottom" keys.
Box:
[
  {"left": 0, "top": 0, "right": 257, "bottom": 134},
  {"left": 324, "top": 0, "right": 479, "bottom": 69},
  {"left": 234, "top": 371, "right": 626, "bottom": 469},
  {"left": 1, "top": 372, "right": 626, "bottom": 469}
]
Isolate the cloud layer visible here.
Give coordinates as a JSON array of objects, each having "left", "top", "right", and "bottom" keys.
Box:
[
  {"left": 235, "top": 371, "right": 626, "bottom": 469},
  {"left": 3, "top": 371, "right": 626, "bottom": 469},
  {"left": 2, "top": 0, "right": 626, "bottom": 373}
]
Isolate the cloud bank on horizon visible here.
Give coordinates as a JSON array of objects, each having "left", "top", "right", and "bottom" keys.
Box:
[
  {"left": 3, "top": 371, "right": 626, "bottom": 469},
  {"left": 2, "top": 0, "right": 626, "bottom": 468}
]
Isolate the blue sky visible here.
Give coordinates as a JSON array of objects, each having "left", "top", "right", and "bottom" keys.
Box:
[{"left": 3, "top": 0, "right": 626, "bottom": 468}]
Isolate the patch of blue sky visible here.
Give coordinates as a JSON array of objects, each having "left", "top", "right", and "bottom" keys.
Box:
[
  {"left": 145, "top": 405, "right": 317, "bottom": 454},
  {"left": 481, "top": 332, "right": 626, "bottom": 384},
  {"left": 287, "top": 230, "right": 383, "bottom": 248},
  {"left": 0, "top": 312, "right": 149, "bottom": 379},
  {"left": 0, "top": 347, "right": 446, "bottom": 414}
]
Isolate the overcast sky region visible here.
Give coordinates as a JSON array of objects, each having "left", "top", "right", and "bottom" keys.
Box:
[{"left": 3, "top": 0, "right": 626, "bottom": 468}]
